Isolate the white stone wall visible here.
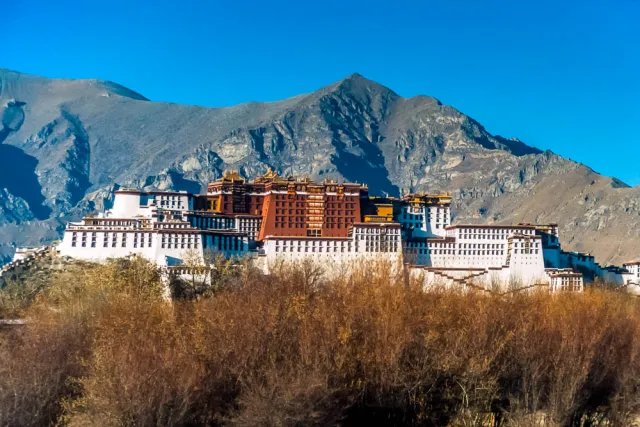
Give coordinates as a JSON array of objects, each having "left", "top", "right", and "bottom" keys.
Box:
[
  {"left": 623, "top": 264, "right": 640, "bottom": 283},
  {"left": 624, "top": 264, "right": 640, "bottom": 294},
  {"left": 110, "top": 191, "right": 193, "bottom": 219},
  {"left": 408, "top": 226, "right": 543, "bottom": 271},
  {"left": 413, "top": 265, "right": 541, "bottom": 293},
  {"left": 59, "top": 228, "right": 249, "bottom": 267},
  {"left": 59, "top": 228, "right": 193, "bottom": 266},
  {"left": 353, "top": 224, "right": 401, "bottom": 254},
  {"left": 550, "top": 275, "right": 583, "bottom": 292},
  {"left": 111, "top": 192, "right": 143, "bottom": 217},
  {"left": 262, "top": 224, "right": 402, "bottom": 276},
  {"left": 508, "top": 236, "right": 547, "bottom": 284},
  {"left": 407, "top": 226, "right": 549, "bottom": 290},
  {"left": 398, "top": 204, "right": 451, "bottom": 238}
]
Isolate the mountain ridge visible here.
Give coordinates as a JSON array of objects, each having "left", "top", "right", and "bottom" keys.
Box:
[{"left": 0, "top": 68, "right": 638, "bottom": 265}]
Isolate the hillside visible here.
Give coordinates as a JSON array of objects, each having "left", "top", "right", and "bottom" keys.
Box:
[{"left": 0, "top": 68, "right": 638, "bottom": 264}]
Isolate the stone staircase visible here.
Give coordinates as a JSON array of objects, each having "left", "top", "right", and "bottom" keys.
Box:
[{"left": 429, "top": 268, "right": 489, "bottom": 287}]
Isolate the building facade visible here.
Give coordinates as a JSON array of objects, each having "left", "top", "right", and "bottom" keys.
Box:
[
  {"left": 204, "top": 169, "right": 367, "bottom": 240},
  {"left": 58, "top": 189, "right": 249, "bottom": 268},
  {"left": 58, "top": 170, "right": 640, "bottom": 293}
]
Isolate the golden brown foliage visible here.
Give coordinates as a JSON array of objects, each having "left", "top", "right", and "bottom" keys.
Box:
[{"left": 2, "top": 258, "right": 640, "bottom": 426}]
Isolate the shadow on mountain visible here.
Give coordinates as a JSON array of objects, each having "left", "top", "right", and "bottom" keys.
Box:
[
  {"left": 168, "top": 170, "right": 202, "bottom": 194},
  {"left": 0, "top": 144, "right": 51, "bottom": 220},
  {"left": 0, "top": 128, "right": 11, "bottom": 144},
  {"left": 472, "top": 133, "right": 542, "bottom": 157},
  {"left": 494, "top": 135, "right": 543, "bottom": 156},
  {"left": 66, "top": 164, "right": 92, "bottom": 207},
  {"left": 332, "top": 150, "right": 399, "bottom": 197}
]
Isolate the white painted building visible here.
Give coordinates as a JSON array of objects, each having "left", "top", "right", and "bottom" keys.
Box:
[
  {"left": 261, "top": 222, "right": 403, "bottom": 276},
  {"left": 546, "top": 268, "right": 584, "bottom": 292},
  {"left": 59, "top": 189, "right": 249, "bottom": 269},
  {"left": 624, "top": 262, "right": 640, "bottom": 284},
  {"left": 405, "top": 224, "right": 565, "bottom": 291},
  {"left": 397, "top": 195, "right": 452, "bottom": 238}
]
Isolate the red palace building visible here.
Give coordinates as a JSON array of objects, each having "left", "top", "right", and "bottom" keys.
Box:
[{"left": 200, "top": 169, "right": 369, "bottom": 240}]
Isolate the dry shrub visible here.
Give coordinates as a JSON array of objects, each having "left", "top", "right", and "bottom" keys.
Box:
[
  {"left": 73, "top": 298, "right": 206, "bottom": 426},
  {"left": 4, "top": 257, "right": 640, "bottom": 426},
  {"left": 229, "top": 368, "right": 341, "bottom": 427},
  {"left": 0, "top": 316, "right": 90, "bottom": 427},
  {"left": 0, "top": 257, "right": 165, "bottom": 427},
  {"left": 0, "top": 277, "right": 40, "bottom": 319}
]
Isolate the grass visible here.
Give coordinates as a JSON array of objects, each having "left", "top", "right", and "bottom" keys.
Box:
[{"left": 1, "top": 257, "right": 640, "bottom": 426}]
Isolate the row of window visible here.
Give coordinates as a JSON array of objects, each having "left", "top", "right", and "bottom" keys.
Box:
[
  {"left": 156, "top": 223, "right": 191, "bottom": 229},
  {"left": 71, "top": 231, "right": 154, "bottom": 249},
  {"left": 192, "top": 217, "right": 235, "bottom": 228},
  {"left": 409, "top": 248, "right": 539, "bottom": 256},
  {"left": 364, "top": 244, "right": 398, "bottom": 253},
  {"left": 273, "top": 209, "right": 357, "bottom": 216},
  {"left": 553, "top": 277, "right": 582, "bottom": 291},
  {"left": 354, "top": 227, "right": 399, "bottom": 235},
  {"left": 458, "top": 228, "right": 534, "bottom": 235},
  {"left": 358, "top": 235, "right": 400, "bottom": 241},
  {"left": 274, "top": 223, "right": 350, "bottom": 229},
  {"left": 273, "top": 194, "right": 357, "bottom": 201},
  {"left": 275, "top": 246, "right": 351, "bottom": 253},
  {"left": 410, "top": 249, "right": 507, "bottom": 256},
  {"left": 407, "top": 242, "right": 455, "bottom": 248},
  {"left": 275, "top": 240, "right": 359, "bottom": 250},
  {"left": 209, "top": 235, "right": 243, "bottom": 251},
  {"left": 513, "top": 242, "right": 539, "bottom": 248},
  {"left": 460, "top": 234, "right": 510, "bottom": 240},
  {"left": 87, "top": 220, "right": 137, "bottom": 226}
]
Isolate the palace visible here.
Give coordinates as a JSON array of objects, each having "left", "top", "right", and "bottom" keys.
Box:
[{"left": 57, "top": 170, "right": 639, "bottom": 292}]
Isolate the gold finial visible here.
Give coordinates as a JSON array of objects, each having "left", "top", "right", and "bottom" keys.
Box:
[{"left": 264, "top": 167, "right": 280, "bottom": 179}]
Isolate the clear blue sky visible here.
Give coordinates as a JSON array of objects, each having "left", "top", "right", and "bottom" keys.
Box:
[{"left": 5, "top": 0, "right": 640, "bottom": 186}]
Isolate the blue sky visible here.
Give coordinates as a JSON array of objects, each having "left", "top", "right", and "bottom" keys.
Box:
[{"left": 5, "top": 0, "right": 640, "bottom": 186}]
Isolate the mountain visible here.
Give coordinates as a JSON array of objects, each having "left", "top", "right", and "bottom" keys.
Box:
[{"left": 0, "top": 68, "right": 638, "bottom": 265}]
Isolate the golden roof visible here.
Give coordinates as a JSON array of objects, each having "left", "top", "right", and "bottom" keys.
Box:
[
  {"left": 219, "top": 170, "right": 245, "bottom": 183},
  {"left": 263, "top": 167, "right": 280, "bottom": 179}
]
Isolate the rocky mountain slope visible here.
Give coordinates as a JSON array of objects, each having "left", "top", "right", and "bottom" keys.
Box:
[{"left": 0, "top": 68, "right": 638, "bottom": 265}]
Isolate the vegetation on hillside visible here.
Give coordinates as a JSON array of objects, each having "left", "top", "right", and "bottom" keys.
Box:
[{"left": 2, "top": 257, "right": 640, "bottom": 426}]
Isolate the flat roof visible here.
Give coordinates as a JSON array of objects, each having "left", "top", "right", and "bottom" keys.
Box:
[
  {"left": 406, "top": 237, "right": 456, "bottom": 243},
  {"left": 114, "top": 189, "right": 193, "bottom": 196},
  {"left": 446, "top": 224, "right": 537, "bottom": 230},
  {"left": 352, "top": 222, "right": 401, "bottom": 227},
  {"left": 264, "top": 235, "right": 350, "bottom": 241},
  {"left": 548, "top": 273, "right": 583, "bottom": 278},
  {"left": 510, "top": 234, "right": 542, "bottom": 239},
  {"left": 422, "top": 267, "right": 489, "bottom": 272}
]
